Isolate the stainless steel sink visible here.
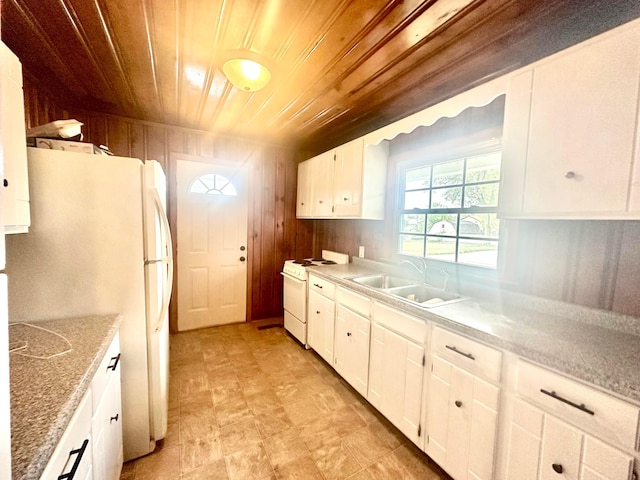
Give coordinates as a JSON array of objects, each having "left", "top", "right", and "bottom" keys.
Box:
[
  {"left": 385, "top": 284, "right": 465, "bottom": 308},
  {"left": 348, "top": 274, "right": 418, "bottom": 289}
]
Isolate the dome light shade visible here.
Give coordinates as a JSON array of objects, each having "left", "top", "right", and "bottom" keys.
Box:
[{"left": 222, "top": 52, "right": 272, "bottom": 92}]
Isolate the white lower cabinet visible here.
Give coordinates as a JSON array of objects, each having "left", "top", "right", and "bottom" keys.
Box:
[
  {"left": 427, "top": 327, "right": 501, "bottom": 480},
  {"left": 42, "top": 332, "right": 122, "bottom": 480},
  {"left": 368, "top": 301, "right": 426, "bottom": 447},
  {"left": 40, "top": 390, "right": 93, "bottom": 480},
  {"left": 506, "top": 398, "right": 635, "bottom": 480},
  {"left": 334, "top": 304, "right": 370, "bottom": 397},
  {"left": 307, "top": 274, "right": 336, "bottom": 364},
  {"left": 92, "top": 332, "right": 123, "bottom": 480}
]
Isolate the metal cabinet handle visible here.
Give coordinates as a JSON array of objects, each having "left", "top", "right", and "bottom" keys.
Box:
[
  {"left": 110, "top": 413, "right": 119, "bottom": 423},
  {"left": 454, "top": 400, "right": 463, "bottom": 408},
  {"left": 540, "top": 389, "right": 595, "bottom": 415},
  {"left": 346, "top": 332, "right": 352, "bottom": 337},
  {"left": 240, "top": 246, "right": 246, "bottom": 251},
  {"left": 445, "top": 344, "right": 475, "bottom": 360},
  {"left": 239, "top": 256, "right": 246, "bottom": 262},
  {"left": 316, "top": 310, "right": 320, "bottom": 314},
  {"left": 319, "top": 200, "right": 324, "bottom": 204},
  {"left": 3, "top": 179, "right": 7, "bottom": 187},
  {"left": 313, "top": 283, "right": 323, "bottom": 289},
  {"left": 552, "top": 463, "right": 564, "bottom": 474},
  {"left": 564, "top": 171, "right": 575, "bottom": 179},
  {"left": 58, "top": 438, "right": 89, "bottom": 480},
  {"left": 107, "top": 354, "right": 120, "bottom": 371}
]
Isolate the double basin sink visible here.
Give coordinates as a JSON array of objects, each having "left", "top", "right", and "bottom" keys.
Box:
[{"left": 347, "top": 274, "right": 465, "bottom": 308}]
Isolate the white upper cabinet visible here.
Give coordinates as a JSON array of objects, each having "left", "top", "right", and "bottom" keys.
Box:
[
  {"left": 499, "top": 18, "right": 640, "bottom": 219},
  {"left": 0, "top": 42, "right": 30, "bottom": 233},
  {"left": 296, "top": 138, "right": 388, "bottom": 219}
]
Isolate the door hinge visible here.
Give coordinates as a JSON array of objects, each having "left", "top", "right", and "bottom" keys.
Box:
[
  {"left": 422, "top": 354, "right": 426, "bottom": 367},
  {"left": 418, "top": 424, "right": 422, "bottom": 437}
]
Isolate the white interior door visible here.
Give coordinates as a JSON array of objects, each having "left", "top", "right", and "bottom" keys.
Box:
[{"left": 176, "top": 159, "right": 248, "bottom": 331}]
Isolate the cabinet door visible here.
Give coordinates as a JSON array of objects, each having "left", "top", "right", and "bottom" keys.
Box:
[
  {"left": 307, "top": 289, "right": 335, "bottom": 364},
  {"left": 502, "top": 22, "right": 640, "bottom": 217},
  {"left": 335, "top": 305, "right": 370, "bottom": 397},
  {"left": 311, "top": 151, "right": 335, "bottom": 217},
  {"left": 368, "top": 323, "right": 425, "bottom": 446},
  {"left": 427, "top": 355, "right": 499, "bottom": 480},
  {"left": 0, "top": 42, "right": 29, "bottom": 234},
  {"left": 296, "top": 160, "right": 313, "bottom": 218},
  {"left": 506, "top": 398, "right": 635, "bottom": 480},
  {"left": 333, "top": 138, "right": 363, "bottom": 217}
]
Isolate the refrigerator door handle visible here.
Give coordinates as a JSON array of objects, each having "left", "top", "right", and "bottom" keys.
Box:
[{"left": 150, "top": 188, "right": 174, "bottom": 333}]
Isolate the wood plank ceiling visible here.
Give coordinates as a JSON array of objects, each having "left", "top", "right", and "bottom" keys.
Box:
[{"left": 2, "top": 0, "right": 640, "bottom": 151}]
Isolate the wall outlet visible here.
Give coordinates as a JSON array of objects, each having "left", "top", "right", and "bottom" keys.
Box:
[{"left": 358, "top": 246, "right": 365, "bottom": 258}]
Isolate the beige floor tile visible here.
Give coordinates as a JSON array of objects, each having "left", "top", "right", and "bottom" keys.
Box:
[
  {"left": 310, "top": 439, "right": 361, "bottom": 480},
  {"left": 282, "top": 397, "right": 321, "bottom": 426},
  {"left": 364, "top": 451, "right": 411, "bottom": 479},
  {"left": 178, "top": 372, "right": 210, "bottom": 398},
  {"left": 263, "top": 428, "right": 309, "bottom": 469},
  {"left": 180, "top": 407, "right": 218, "bottom": 442},
  {"left": 210, "top": 380, "right": 243, "bottom": 405},
  {"left": 219, "top": 418, "right": 262, "bottom": 456},
  {"left": 245, "top": 389, "right": 283, "bottom": 415},
  {"left": 343, "top": 426, "right": 393, "bottom": 467},
  {"left": 254, "top": 407, "right": 294, "bottom": 439},
  {"left": 328, "top": 404, "right": 367, "bottom": 437},
  {"left": 180, "top": 390, "right": 214, "bottom": 415},
  {"left": 225, "top": 443, "right": 274, "bottom": 480},
  {"left": 164, "top": 412, "right": 181, "bottom": 447},
  {"left": 344, "top": 470, "right": 375, "bottom": 480},
  {"left": 120, "top": 461, "right": 135, "bottom": 480},
  {"left": 312, "top": 386, "right": 348, "bottom": 414},
  {"left": 181, "top": 458, "right": 229, "bottom": 480},
  {"left": 390, "top": 444, "right": 448, "bottom": 479},
  {"left": 215, "top": 398, "right": 254, "bottom": 427},
  {"left": 273, "top": 454, "right": 324, "bottom": 480},
  {"left": 133, "top": 444, "right": 182, "bottom": 480},
  {"left": 181, "top": 432, "right": 223, "bottom": 473},
  {"left": 297, "top": 416, "right": 341, "bottom": 451},
  {"left": 273, "top": 380, "right": 312, "bottom": 404}
]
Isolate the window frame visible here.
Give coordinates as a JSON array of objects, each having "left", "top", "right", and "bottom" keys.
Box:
[{"left": 395, "top": 140, "right": 503, "bottom": 269}]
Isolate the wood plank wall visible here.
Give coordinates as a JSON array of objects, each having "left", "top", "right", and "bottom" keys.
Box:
[{"left": 22, "top": 75, "right": 314, "bottom": 328}]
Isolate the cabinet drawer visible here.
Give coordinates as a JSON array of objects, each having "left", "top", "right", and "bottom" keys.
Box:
[
  {"left": 308, "top": 274, "right": 335, "bottom": 299},
  {"left": 516, "top": 359, "right": 640, "bottom": 450},
  {"left": 336, "top": 287, "right": 370, "bottom": 317},
  {"left": 431, "top": 326, "right": 502, "bottom": 382},
  {"left": 41, "top": 389, "right": 92, "bottom": 480},
  {"left": 92, "top": 332, "right": 121, "bottom": 412},
  {"left": 372, "top": 302, "right": 426, "bottom": 344}
]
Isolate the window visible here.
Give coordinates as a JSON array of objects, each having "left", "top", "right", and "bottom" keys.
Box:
[
  {"left": 397, "top": 149, "right": 501, "bottom": 268},
  {"left": 189, "top": 173, "right": 237, "bottom": 196}
]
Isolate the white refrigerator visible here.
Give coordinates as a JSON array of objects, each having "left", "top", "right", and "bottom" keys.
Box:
[{"left": 5, "top": 147, "right": 173, "bottom": 461}]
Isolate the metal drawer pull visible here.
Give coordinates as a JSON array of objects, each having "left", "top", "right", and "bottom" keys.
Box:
[
  {"left": 107, "top": 353, "right": 121, "bottom": 371},
  {"left": 313, "top": 283, "right": 323, "bottom": 289},
  {"left": 540, "top": 389, "right": 595, "bottom": 416},
  {"left": 445, "top": 344, "right": 475, "bottom": 360},
  {"left": 110, "top": 413, "right": 119, "bottom": 423},
  {"left": 552, "top": 463, "right": 564, "bottom": 474},
  {"left": 58, "top": 438, "right": 89, "bottom": 480}
]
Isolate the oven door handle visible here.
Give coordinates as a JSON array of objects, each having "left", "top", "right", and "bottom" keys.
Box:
[{"left": 281, "top": 272, "right": 305, "bottom": 282}]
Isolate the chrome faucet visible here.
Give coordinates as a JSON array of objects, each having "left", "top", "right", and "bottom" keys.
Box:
[
  {"left": 398, "top": 257, "right": 427, "bottom": 283},
  {"left": 440, "top": 269, "right": 450, "bottom": 291}
]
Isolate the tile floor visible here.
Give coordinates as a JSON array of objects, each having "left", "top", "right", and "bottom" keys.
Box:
[{"left": 120, "top": 319, "right": 450, "bottom": 480}]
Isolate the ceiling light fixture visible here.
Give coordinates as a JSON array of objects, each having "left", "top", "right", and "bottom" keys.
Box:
[{"left": 222, "top": 50, "right": 272, "bottom": 92}]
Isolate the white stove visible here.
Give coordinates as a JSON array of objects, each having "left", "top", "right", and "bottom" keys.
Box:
[{"left": 281, "top": 250, "right": 349, "bottom": 346}]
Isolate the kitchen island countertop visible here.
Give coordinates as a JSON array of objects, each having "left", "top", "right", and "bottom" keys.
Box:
[
  {"left": 9, "top": 314, "right": 121, "bottom": 480},
  {"left": 308, "top": 263, "right": 640, "bottom": 405}
]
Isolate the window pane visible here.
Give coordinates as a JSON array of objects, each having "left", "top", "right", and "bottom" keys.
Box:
[
  {"left": 426, "top": 214, "right": 458, "bottom": 236},
  {"left": 405, "top": 166, "right": 431, "bottom": 190},
  {"left": 425, "top": 237, "right": 456, "bottom": 261},
  {"left": 465, "top": 152, "right": 501, "bottom": 183},
  {"left": 457, "top": 239, "right": 499, "bottom": 268},
  {"left": 463, "top": 183, "right": 499, "bottom": 208},
  {"left": 399, "top": 234, "right": 425, "bottom": 256},
  {"left": 433, "top": 160, "right": 464, "bottom": 186},
  {"left": 404, "top": 190, "right": 430, "bottom": 209},
  {"left": 459, "top": 214, "right": 499, "bottom": 238},
  {"left": 431, "top": 187, "right": 463, "bottom": 208},
  {"left": 400, "top": 214, "right": 425, "bottom": 234}
]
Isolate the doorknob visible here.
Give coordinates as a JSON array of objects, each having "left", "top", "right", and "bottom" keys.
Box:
[
  {"left": 239, "top": 256, "right": 246, "bottom": 262},
  {"left": 240, "top": 246, "right": 246, "bottom": 251}
]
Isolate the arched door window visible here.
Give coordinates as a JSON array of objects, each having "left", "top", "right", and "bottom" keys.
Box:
[{"left": 189, "top": 173, "right": 237, "bottom": 196}]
